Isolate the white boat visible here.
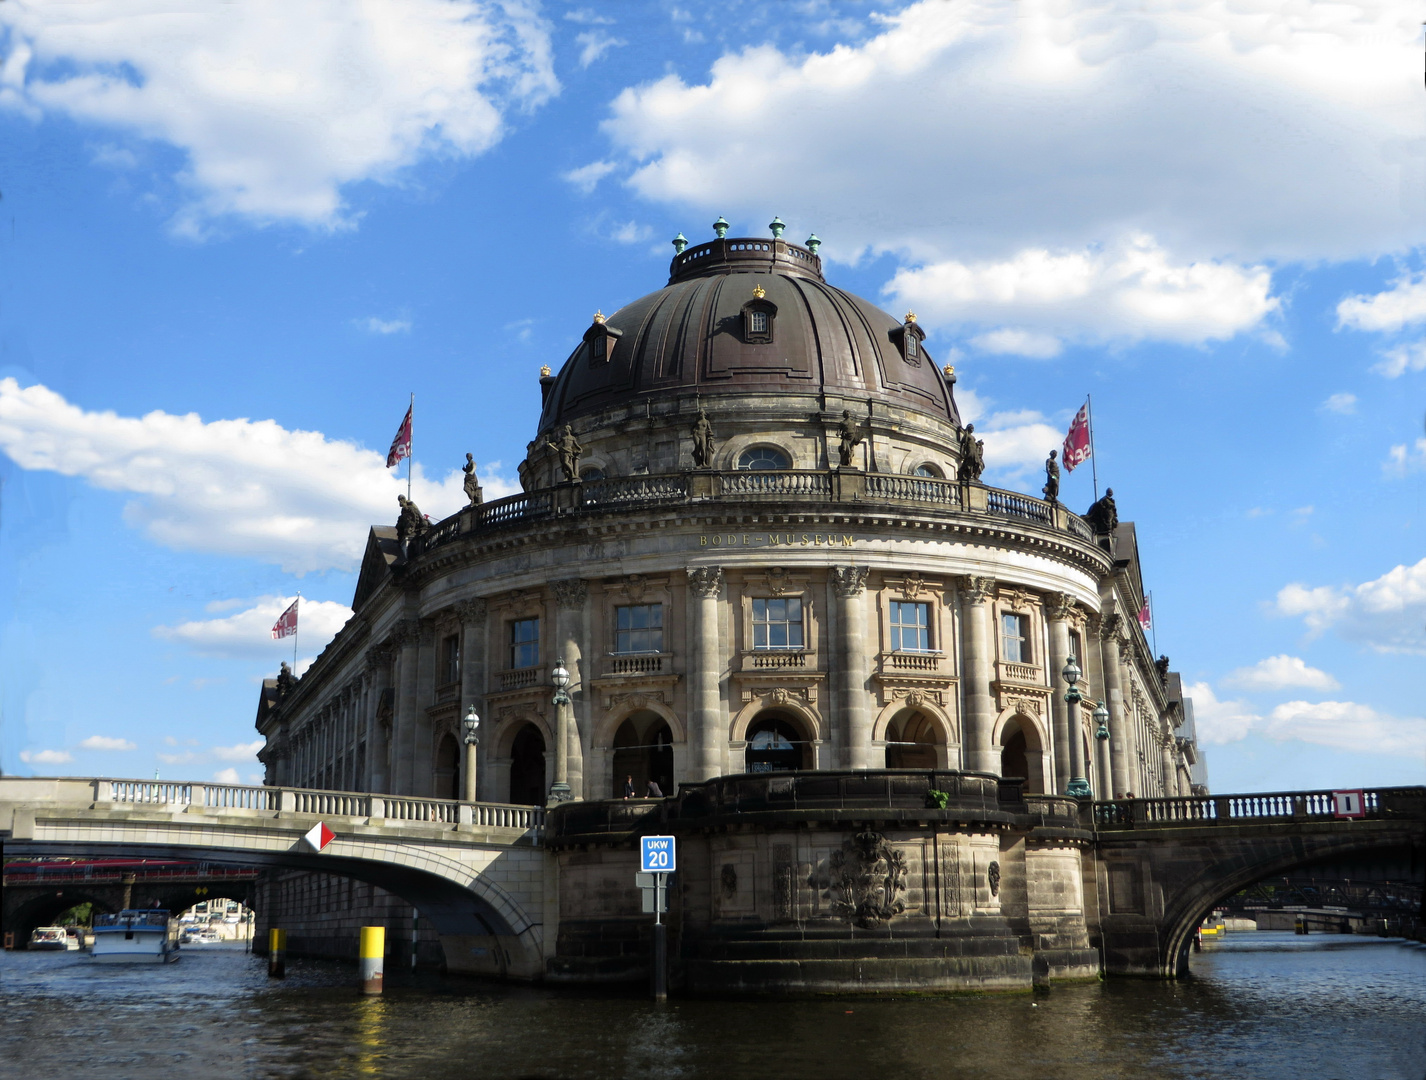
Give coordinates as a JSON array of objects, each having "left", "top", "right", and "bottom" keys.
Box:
[
  {"left": 28, "top": 926, "right": 69, "bottom": 951},
  {"left": 91, "top": 909, "right": 180, "bottom": 963}
]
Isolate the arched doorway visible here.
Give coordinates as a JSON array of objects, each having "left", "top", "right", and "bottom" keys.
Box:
[
  {"left": 508, "top": 724, "right": 546, "bottom": 806},
  {"left": 744, "top": 713, "right": 811, "bottom": 773},
  {"left": 610, "top": 711, "right": 674, "bottom": 798},
  {"left": 434, "top": 733, "right": 460, "bottom": 801},
  {"left": 885, "top": 710, "right": 941, "bottom": 769},
  {"left": 998, "top": 715, "right": 1045, "bottom": 793}
]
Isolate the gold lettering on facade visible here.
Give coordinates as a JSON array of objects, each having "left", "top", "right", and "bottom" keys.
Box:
[{"left": 696, "top": 533, "right": 857, "bottom": 548}]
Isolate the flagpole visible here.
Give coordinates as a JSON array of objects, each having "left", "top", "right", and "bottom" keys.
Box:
[
  {"left": 1149, "top": 591, "right": 1157, "bottom": 656},
  {"left": 1086, "top": 394, "right": 1099, "bottom": 502},
  {"left": 407, "top": 391, "right": 414, "bottom": 503},
  {"left": 293, "top": 593, "right": 300, "bottom": 670}
]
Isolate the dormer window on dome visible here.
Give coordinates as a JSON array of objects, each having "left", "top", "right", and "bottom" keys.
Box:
[
  {"left": 738, "top": 446, "right": 791, "bottom": 470},
  {"left": 892, "top": 312, "right": 926, "bottom": 366},
  {"left": 584, "top": 311, "right": 622, "bottom": 367},
  {"left": 742, "top": 284, "right": 777, "bottom": 345}
]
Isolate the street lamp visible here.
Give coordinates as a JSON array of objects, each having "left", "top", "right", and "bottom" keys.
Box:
[
  {"left": 549, "top": 659, "right": 572, "bottom": 804},
  {"left": 1063, "top": 656, "right": 1092, "bottom": 798},
  {"left": 461, "top": 704, "right": 480, "bottom": 803},
  {"left": 1093, "top": 700, "right": 1110, "bottom": 743}
]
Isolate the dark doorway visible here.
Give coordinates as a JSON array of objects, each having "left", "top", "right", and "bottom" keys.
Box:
[
  {"left": 885, "top": 710, "right": 940, "bottom": 769},
  {"left": 509, "top": 724, "right": 546, "bottom": 806},
  {"left": 1001, "top": 729, "right": 1029, "bottom": 784},
  {"left": 434, "top": 733, "right": 460, "bottom": 801},
  {"left": 610, "top": 711, "right": 675, "bottom": 798},
  {"left": 745, "top": 714, "right": 807, "bottom": 772}
]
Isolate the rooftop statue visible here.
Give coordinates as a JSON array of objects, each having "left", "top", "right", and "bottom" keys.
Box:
[
  {"left": 691, "top": 409, "right": 716, "bottom": 469},
  {"left": 1085, "top": 488, "right": 1118, "bottom": 534},
  {"left": 546, "top": 424, "right": 584, "bottom": 483},
  {"left": 956, "top": 424, "right": 985, "bottom": 483},
  {"left": 396, "top": 494, "right": 428, "bottom": 551},
  {"left": 837, "top": 409, "right": 864, "bottom": 467},
  {"left": 462, "top": 453, "right": 484, "bottom": 506},
  {"left": 1042, "top": 450, "right": 1060, "bottom": 504},
  {"left": 275, "top": 661, "right": 296, "bottom": 700}
]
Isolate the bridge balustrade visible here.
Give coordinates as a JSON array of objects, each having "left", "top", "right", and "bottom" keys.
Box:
[{"left": 1093, "top": 788, "right": 1407, "bottom": 828}]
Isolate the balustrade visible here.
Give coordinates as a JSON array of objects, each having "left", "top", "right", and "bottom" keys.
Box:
[
  {"left": 718, "top": 470, "right": 832, "bottom": 498},
  {"left": 1095, "top": 788, "right": 1391, "bottom": 829},
  {"left": 887, "top": 651, "right": 941, "bottom": 672},
  {"left": 608, "top": 653, "right": 666, "bottom": 675},
  {"left": 865, "top": 474, "right": 960, "bottom": 505}
]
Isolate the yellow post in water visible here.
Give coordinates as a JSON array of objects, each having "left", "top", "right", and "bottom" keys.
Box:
[
  {"left": 359, "top": 926, "right": 385, "bottom": 995},
  {"left": 268, "top": 928, "right": 287, "bottom": 978}
]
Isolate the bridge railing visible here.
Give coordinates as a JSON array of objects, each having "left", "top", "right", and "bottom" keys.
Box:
[{"left": 1092, "top": 787, "right": 1418, "bottom": 829}]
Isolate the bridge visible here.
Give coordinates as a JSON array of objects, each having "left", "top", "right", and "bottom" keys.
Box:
[
  {"left": 2, "top": 776, "right": 1420, "bottom": 983},
  {"left": 0, "top": 777, "right": 547, "bottom": 978}
]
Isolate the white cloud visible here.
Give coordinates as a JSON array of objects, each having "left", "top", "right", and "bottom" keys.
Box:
[
  {"left": 561, "top": 159, "right": 617, "bottom": 194},
  {"left": 1277, "top": 556, "right": 1426, "bottom": 655},
  {"left": 1374, "top": 341, "right": 1426, "bottom": 378},
  {"left": 576, "top": 31, "right": 625, "bottom": 69},
  {"left": 1386, "top": 438, "right": 1426, "bottom": 476},
  {"left": 357, "top": 316, "right": 411, "bottom": 335},
  {"left": 1321, "top": 393, "right": 1357, "bottom": 415},
  {"left": 954, "top": 390, "right": 1068, "bottom": 488},
  {"left": 1222, "top": 655, "right": 1340, "bottom": 693},
  {"left": 0, "top": 0, "right": 557, "bottom": 231},
  {"left": 0, "top": 379, "right": 519, "bottom": 572},
  {"left": 1183, "top": 682, "right": 1261, "bottom": 746},
  {"left": 601, "top": 1, "right": 1422, "bottom": 342},
  {"left": 889, "top": 237, "right": 1277, "bottom": 349},
  {"left": 211, "top": 740, "right": 265, "bottom": 762},
  {"left": 1264, "top": 700, "right": 1426, "bottom": 759},
  {"left": 20, "top": 749, "right": 73, "bottom": 765},
  {"left": 563, "top": 9, "right": 615, "bottom": 25},
  {"left": 78, "top": 735, "right": 138, "bottom": 751},
  {"left": 213, "top": 767, "right": 243, "bottom": 785},
  {"left": 1337, "top": 272, "right": 1426, "bottom": 333},
  {"left": 158, "top": 751, "right": 202, "bottom": 765},
  {"left": 155, "top": 596, "right": 352, "bottom": 660}
]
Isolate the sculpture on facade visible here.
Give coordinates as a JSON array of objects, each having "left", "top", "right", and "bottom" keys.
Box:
[
  {"left": 956, "top": 424, "right": 985, "bottom": 483},
  {"left": 275, "top": 661, "right": 296, "bottom": 700},
  {"left": 1042, "top": 449, "right": 1060, "bottom": 504},
  {"left": 545, "top": 425, "right": 584, "bottom": 483},
  {"left": 1085, "top": 488, "right": 1118, "bottom": 534},
  {"left": 1155, "top": 654, "right": 1171, "bottom": 687},
  {"left": 691, "top": 409, "right": 716, "bottom": 469},
  {"left": 396, "top": 494, "right": 428, "bottom": 555},
  {"left": 815, "top": 829, "right": 908, "bottom": 928},
  {"left": 462, "top": 453, "right": 483, "bottom": 506},
  {"left": 836, "top": 409, "right": 864, "bottom": 467}
]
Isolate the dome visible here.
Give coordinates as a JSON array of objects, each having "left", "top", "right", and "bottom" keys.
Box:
[{"left": 538, "top": 237, "right": 961, "bottom": 432}]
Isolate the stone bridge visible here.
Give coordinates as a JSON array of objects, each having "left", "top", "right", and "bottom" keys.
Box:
[{"left": 0, "top": 777, "right": 548, "bottom": 979}]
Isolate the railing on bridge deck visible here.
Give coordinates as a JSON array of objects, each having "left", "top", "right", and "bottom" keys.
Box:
[
  {"left": 95, "top": 779, "right": 545, "bottom": 836},
  {"left": 1093, "top": 787, "right": 1422, "bottom": 829}
]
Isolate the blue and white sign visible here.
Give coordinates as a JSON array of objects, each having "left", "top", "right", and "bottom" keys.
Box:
[{"left": 640, "top": 835, "right": 677, "bottom": 873}]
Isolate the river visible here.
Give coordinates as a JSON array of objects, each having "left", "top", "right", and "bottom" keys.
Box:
[{"left": 2, "top": 933, "right": 1423, "bottom": 1079}]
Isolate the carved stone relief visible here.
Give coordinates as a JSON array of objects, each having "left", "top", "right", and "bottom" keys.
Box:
[
  {"left": 620, "top": 574, "right": 649, "bottom": 604},
  {"left": 721, "top": 863, "right": 738, "bottom": 899},
  {"left": 900, "top": 572, "right": 927, "bottom": 599},
  {"left": 988, "top": 860, "right": 1001, "bottom": 897},
  {"left": 774, "top": 844, "right": 795, "bottom": 921},
  {"left": 831, "top": 565, "right": 869, "bottom": 598},
  {"left": 453, "top": 598, "right": 487, "bottom": 624},
  {"left": 811, "top": 829, "right": 908, "bottom": 927},
  {"left": 687, "top": 566, "right": 723, "bottom": 599},
  {"left": 761, "top": 567, "right": 793, "bottom": 597},
  {"left": 552, "top": 578, "right": 589, "bottom": 610},
  {"left": 958, "top": 575, "right": 996, "bottom": 603}
]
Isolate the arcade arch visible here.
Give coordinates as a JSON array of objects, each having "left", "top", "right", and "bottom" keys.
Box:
[
  {"left": 996, "top": 712, "right": 1047, "bottom": 793},
  {"left": 610, "top": 710, "right": 675, "bottom": 798}
]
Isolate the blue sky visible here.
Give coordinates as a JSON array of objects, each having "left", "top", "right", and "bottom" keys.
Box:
[{"left": 0, "top": 0, "right": 1422, "bottom": 793}]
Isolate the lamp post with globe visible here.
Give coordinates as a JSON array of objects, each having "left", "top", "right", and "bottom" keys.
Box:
[
  {"left": 1063, "top": 656, "right": 1093, "bottom": 798},
  {"left": 462, "top": 704, "right": 480, "bottom": 802},
  {"left": 549, "top": 659, "right": 572, "bottom": 804}
]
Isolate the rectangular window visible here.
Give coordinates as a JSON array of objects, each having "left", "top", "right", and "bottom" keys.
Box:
[
  {"left": 441, "top": 634, "right": 460, "bottom": 685},
  {"left": 614, "top": 603, "right": 663, "bottom": 654},
  {"left": 1068, "top": 629, "right": 1083, "bottom": 666},
  {"left": 753, "top": 597, "right": 804, "bottom": 650},
  {"left": 748, "top": 311, "right": 767, "bottom": 333},
  {"left": 1001, "top": 613, "right": 1030, "bottom": 664},
  {"left": 889, "top": 601, "right": 931, "bottom": 652},
  {"left": 510, "top": 617, "right": 539, "bottom": 669}
]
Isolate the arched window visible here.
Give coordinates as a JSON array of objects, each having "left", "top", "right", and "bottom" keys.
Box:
[
  {"left": 912, "top": 463, "right": 942, "bottom": 478},
  {"left": 508, "top": 724, "right": 546, "bottom": 806},
  {"left": 611, "top": 712, "right": 674, "bottom": 798},
  {"left": 737, "top": 446, "right": 791, "bottom": 470},
  {"left": 741, "top": 294, "right": 777, "bottom": 344},
  {"left": 434, "top": 733, "right": 460, "bottom": 801},
  {"left": 580, "top": 466, "right": 605, "bottom": 482},
  {"left": 886, "top": 711, "right": 941, "bottom": 769},
  {"left": 892, "top": 313, "right": 926, "bottom": 366},
  {"left": 745, "top": 714, "right": 810, "bottom": 772}
]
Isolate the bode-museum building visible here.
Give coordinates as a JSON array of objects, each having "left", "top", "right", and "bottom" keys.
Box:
[{"left": 256, "top": 224, "right": 1206, "bottom": 991}]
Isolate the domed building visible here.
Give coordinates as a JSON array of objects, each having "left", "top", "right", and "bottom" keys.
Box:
[{"left": 256, "top": 222, "right": 1206, "bottom": 990}]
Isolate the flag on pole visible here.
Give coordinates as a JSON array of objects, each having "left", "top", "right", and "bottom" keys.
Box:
[
  {"left": 271, "top": 598, "right": 299, "bottom": 640},
  {"left": 1062, "top": 402, "right": 1092, "bottom": 472},
  {"left": 1137, "top": 597, "right": 1151, "bottom": 633},
  {"left": 386, "top": 405, "right": 413, "bottom": 468}
]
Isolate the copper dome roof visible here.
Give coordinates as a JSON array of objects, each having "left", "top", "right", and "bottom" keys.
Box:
[{"left": 538, "top": 237, "right": 961, "bottom": 431}]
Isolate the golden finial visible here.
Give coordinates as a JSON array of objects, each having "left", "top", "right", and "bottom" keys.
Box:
[
  {"left": 592, "top": 310, "right": 605, "bottom": 324},
  {"left": 905, "top": 311, "right": 917, "bottom": 323},
  {"left": 540, "top": 365, "right": 552, "bottom": 377},
  {"left": 943, "top": 363, "right": 955, "bottom": 377},
  {"left": 752, "top": 284, "right": 766, "bottom": 299}
]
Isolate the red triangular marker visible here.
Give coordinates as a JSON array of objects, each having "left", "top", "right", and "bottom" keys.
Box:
[{"left": 304, "top": 822, "right": 335, "bottom": 851}]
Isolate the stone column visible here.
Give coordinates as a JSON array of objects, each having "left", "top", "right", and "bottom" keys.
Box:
[
  {"left": 832, "top": 566, "right": 872, "bottom": 769},
  {"left": 1045, "top": 593, "right": 1075, "bottom": 791},
  {"left": 413, "top": 620, "right": 437, "bottom": 796},
  {"left": 552, "top": 579, "right": 589, "bottom": 800},
  {"left": 687, "top": 566, "right": 724, "bottom": 782},
  {"left": 1098, "top": 616, "right": 1130, "bottom": 797},
  {"left": 958, "top": 576, "right": 999, "bottom": 774},
  {"left": 455, "top": 599, "right": 487, "bottom": 803},
  {"left": 1159, "top": 725, "right": 1176, "bottom": 799},
  {"left": 391, "top": 620, "right": 421, "bottom": 795}
]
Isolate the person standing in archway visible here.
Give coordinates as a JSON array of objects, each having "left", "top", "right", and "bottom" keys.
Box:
[{"left": 623, "top": 775, "right": 634, "bottom": 799}]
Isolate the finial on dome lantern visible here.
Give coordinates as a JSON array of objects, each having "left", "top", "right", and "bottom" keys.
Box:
[
  {"left": 592, "top": 310, "right": 605, "bottom": 324},
  {"left": 712, "top": 216, "right": 729, "bottom": 239},
  {"left": 769, "top": 216, "right": 785, "bottom": 239},
  {"left": 752, "top": 284, "right": 766, "bottom": 299},
  {"left": 943, "top": 364, "right": 956, "bottom": 382},
  {"left": 905, "top": 311, "right": 917, "bottom": 324},
  {"left": 672, "top": 233, "right": 687, "bottom": 254},
  {"left": 540, "top": 365, "right": 552, "bottom": 377},
  {"left": 805, "top": 233, "right": 821, "bottom": 254}
]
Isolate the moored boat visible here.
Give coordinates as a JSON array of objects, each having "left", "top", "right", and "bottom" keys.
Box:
[
  {"left": 91, "top": 909, "right": 180, "bottom": 963},
  {"left": 28, "top": 926, "right": 69, "bottom": 951}
]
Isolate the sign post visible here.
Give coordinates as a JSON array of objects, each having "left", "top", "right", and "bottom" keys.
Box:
[{"left": 639, "top": 835, "right": 676, "bottom": 1002}]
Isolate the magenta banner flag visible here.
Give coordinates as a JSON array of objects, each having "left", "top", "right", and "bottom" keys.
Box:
[
  {"left": 386, "top": 406, "right": 412, "bottom": 468},
  {"left": 271, "top": 598, "right": 299, "bottom": 640},
  {"left": 1062, "top": 402, "right": 1091, "bottom": 472}
]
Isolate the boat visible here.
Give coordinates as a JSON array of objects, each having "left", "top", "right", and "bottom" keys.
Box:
[
  {"left": 91, "top": 909, "right": 180, "bottom": 963},
  {"left": 28, "top": 926, "right": 69, "bottom": 951}
]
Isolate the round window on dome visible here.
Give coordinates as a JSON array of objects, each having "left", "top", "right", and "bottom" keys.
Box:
[
  {"left": 912, "top": 463, "right": 942, "bottom": 478},
  {"left": 738, "top": 446, "right": 792, "bottom": 471}
]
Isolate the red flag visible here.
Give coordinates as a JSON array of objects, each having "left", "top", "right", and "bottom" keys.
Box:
[
  {"left": 386, "top": 405, "right": 412, "bottom": 468},
  {"left": 271, "top": 598, "right": 299, "bottom": 640},
  {"left": 1137, "top": 597, "right": 1151, "bottom": 632},
  {"left": 1062, "top": 402, "right": 1091, "bottom": 472}
]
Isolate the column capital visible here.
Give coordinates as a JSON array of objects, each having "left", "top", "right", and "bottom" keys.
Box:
[
  {"left": 687, "top": 566, "right": 723, "bottom": 599},
  {"left": 957, "top": 574, "right": 996, "bottom": 603},
  {"left": 389, "top": 618, "right": 423, "bottom": 649},
  {"left": 832, "top": 565, "right": 869, "bottom": 598},
  {"left": 1045, "top": 591, "right": 1077, "bottom": 622},
  {"left": 551, "top": 578, "right": 588, "bottom": 610},
  {"left": 453, "top": 598, "right": 487, "bottom": 624},
  {"left": 365, "top": 644, "right": 394, "bottom": 670}
]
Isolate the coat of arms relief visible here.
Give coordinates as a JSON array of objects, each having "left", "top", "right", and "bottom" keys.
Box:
[{"left": 812, "top": 830, "right": 908, "bottom": 927}]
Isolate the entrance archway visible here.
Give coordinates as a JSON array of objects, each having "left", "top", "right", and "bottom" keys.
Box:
[
  {"left": 434, "top": 733, "right": 460, "bottom": 801},
  {"left": 885, "top": 710, "right": 942, "bottom": 769},
  {"left": 744, "top": 713, "right": 811, "bottom": 772},
  {"left": 998, "top": 715, "right": 1045, "bottom": 793},
  {"left": 610, "top": 711, "right": 674, "bottom": 798},
  {"left": 508, "top": 724, "right": 546, "bottom": 806}
]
